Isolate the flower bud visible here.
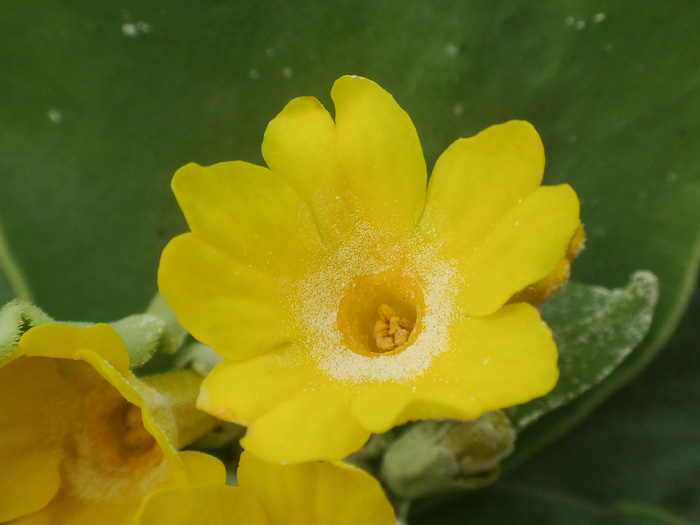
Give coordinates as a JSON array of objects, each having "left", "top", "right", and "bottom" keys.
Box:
[{"left": 379, "top": 411, "right": 515, "bottom": 498}]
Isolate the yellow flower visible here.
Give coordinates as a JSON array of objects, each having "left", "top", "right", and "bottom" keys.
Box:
[
  {"left": 134, "top": 451, "right": 395, "bottom": 525},
  {"left": 158, "top": 75, "right": 581, "bottom": 463},
  {"left": 0, "top": 323, "right": 223, "bottom": 524}
]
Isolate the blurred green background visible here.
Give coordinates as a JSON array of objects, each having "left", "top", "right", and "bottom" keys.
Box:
[{"left": 1, "top": 2, "right": 699, "bottom": 523}]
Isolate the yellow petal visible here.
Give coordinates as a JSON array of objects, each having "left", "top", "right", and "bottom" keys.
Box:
[
  {"left": 332, "top": 75, "right": 427, "bottom": 231},
  {"left": 172, "top": 161, "right": 322, "bottom": 276},
  {"left": 0, "top": 357, "right": 63, "bottom": 521},
  {"left": 134, "top": 486, "right": 269, "bottom": 525},
  {"left": 197, "top": 345, "right": 314, "bottom": 426},
  {"left": 420, "top": 120, "right": 544, "bottom": 243},
  {"left": 240, "top": 389, "right": 370, "bottom": 464},
  {"left": 11, "top": 496, "right": 141, "bottom": 525},
  {"left": 159, "top": 234, "right": 297, "bottom": 360},
  {"left": 352, "top": 303, "right": 557, "bottom": 432},
  {"left": 460, "top": 184, "right": 580, "bottom": 317},
  {"left": 179, "top": 450, "right": 227, "bottom": 486},
  {"left": 429, "top": 302, "right": 558, "bottom": 409},
  {"left": 262, "top": 77, "right": 427, "bottom": 240},
  {"left": 351, "top": 383, "right": 482, "bottom": 434},
  {"left": 238, "top": 452, "right": 395, "bottom": 525},
  {"left": 19, "top": 323, "right": 130, "bottom": 374},
  {"left": 261, "top": 96, "right": 348, "bottom": 242},
  {"left": 0, "top": 436, "right": 61, "bottom": 522},
  {"left": 0, "top": 355, "right": 68, "bottom": 422}
]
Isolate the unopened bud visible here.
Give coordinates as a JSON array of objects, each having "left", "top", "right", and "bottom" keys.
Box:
[{"left": 379, "top": 411, "right": 515, "bottom": 498}]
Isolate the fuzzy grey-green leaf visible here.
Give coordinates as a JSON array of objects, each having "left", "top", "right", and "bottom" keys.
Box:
[
  {"left": 108, "top": 314, "right": 169, "bottom": 368},
  {"left": 506, "top": 271, "right": 658, "bottom": 431}
]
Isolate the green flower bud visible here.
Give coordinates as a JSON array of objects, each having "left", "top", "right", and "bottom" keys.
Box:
[{"left": 379, "top": 411, "right": 515, "bottom": 498}]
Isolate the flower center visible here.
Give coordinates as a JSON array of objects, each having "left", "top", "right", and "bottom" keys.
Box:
[
  {"left": 336, "top": 270, "right": 424, "bottom": 356},
  {"left": 122, "top": 403, "right": 157, "bottom": 451},
  {"left": 291, "top": 228, "right": 461, "bottom": 382},
  {"left": 3, "top": 356, "right": 167, "bottom": 505}
]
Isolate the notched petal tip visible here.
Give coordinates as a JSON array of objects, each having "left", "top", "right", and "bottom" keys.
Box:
[
  {"left": 470, "top": 119, "right": 545, "bottom": 171},
  {"left": 331, "top": 74, "right": 380, "bottom": 95},
  {"left": 262, "top": 96, "right": 332, "bottom": 150},
  {"left": 268, "top": 95, "right": 327, "bottom": 120},
  {"left": 171, "top": 162, "right": 215, "bottom": 205}
]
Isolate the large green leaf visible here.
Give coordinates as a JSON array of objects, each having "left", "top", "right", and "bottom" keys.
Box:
[
  {"left": 411, "top": 485, "right": 690, "bottom": 525},
  {"left": 2, "top": 0, "right": 700, "bottom": 517},
  {"left": 2, "top": 1, "right": 698, "bottom": 325}
]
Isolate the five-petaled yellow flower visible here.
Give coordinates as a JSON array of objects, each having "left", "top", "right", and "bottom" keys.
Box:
[
  {"left": 0, "top": 324, "right": 223, "bottom": 524},
  {"left": 158, "top": 75, "right": 582, "bottom": 464}
]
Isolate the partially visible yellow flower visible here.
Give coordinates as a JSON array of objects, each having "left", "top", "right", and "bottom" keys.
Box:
[
  {"left": 134, "top": 451, "right": 395, "bottom": 525},
  {"left": 158, "top": 75, "right": 581, "bottom": 463},
  {"left": 0, "top": 323, "right": 223, "bottom": 524}
]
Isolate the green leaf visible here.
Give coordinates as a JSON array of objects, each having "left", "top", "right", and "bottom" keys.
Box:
[
  {"left": 503, "top": 280, "right": 700, "bottom": 522},
  {"left": 505, "top": 271, "right": 658, "bottom": 433},
  {"left": 411, "top": 485, "right": 690, "bottom": 525},
  {"left": 1, "top": 2, "right": 697, "bottom": 335}
]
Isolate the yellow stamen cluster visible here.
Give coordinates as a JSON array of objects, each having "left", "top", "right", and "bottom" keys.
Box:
[{"left": 374, "top": 304, "right": 414, "bottom": 353}]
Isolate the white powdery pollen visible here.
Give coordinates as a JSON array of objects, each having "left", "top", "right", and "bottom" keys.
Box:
[{"left": 291, "top": 223, "right": 460, "bottom": 383}]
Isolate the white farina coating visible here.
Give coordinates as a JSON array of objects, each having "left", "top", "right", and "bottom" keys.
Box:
[{"left": 291, "top": 223, "right": 460, "bottom": 384}]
